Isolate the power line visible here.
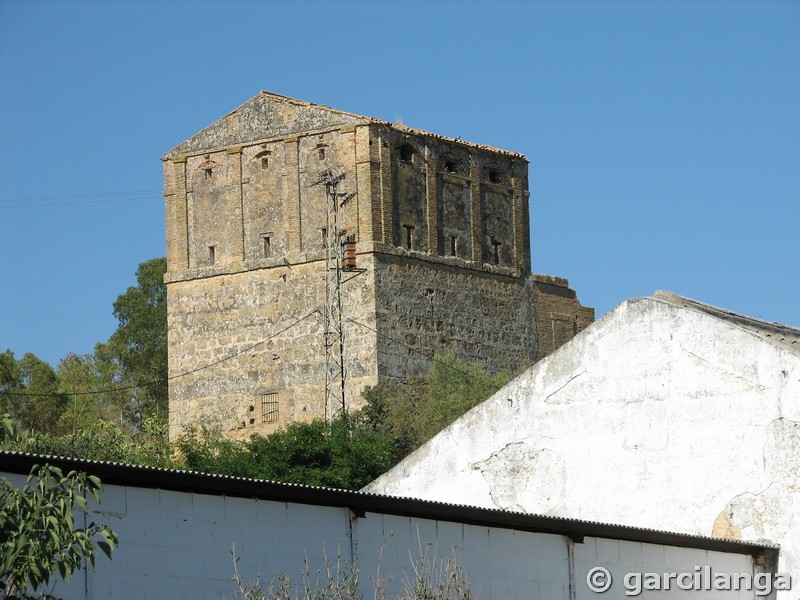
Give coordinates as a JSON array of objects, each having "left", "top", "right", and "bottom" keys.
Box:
[
  {"left": 6, "top": 310, "right": 499, "bottom": 401},
  {"left": 0, "top": 190, "right": 162, "bottom": 209},
  {"left": 170, "top": 309, "right": 321, "bottom": 381},
  {"left": 3, "top": 310, "right": 322, "bottom": 399}
]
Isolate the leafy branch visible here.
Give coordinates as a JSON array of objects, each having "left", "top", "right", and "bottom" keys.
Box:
[{"left": 0, "top": 464, "right": 118, "bottom": 599}]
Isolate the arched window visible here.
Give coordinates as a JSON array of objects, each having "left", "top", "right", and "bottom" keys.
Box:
[{"left": 254, "top": 150, "right": 272, "bottom": 169}]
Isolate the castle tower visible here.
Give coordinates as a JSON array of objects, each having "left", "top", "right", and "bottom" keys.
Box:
[{"left": 163, "top": 92, "right": 593, "bottom": 440}]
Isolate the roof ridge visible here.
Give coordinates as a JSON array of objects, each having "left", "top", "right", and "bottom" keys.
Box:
[
  {"left": 653, "top": 290, "right": 800, "bottom": 351},
  {"left": 164, "top": 91, "right": 527, "bottom": 160}
]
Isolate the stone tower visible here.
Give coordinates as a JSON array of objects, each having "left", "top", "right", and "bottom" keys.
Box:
[{"left": 163, "top": 91, "right": 593, "bottom": 440}]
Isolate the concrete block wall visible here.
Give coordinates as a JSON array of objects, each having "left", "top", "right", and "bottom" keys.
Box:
[{"left": 9, "top": 474, "right": 766, "bottom": 600}]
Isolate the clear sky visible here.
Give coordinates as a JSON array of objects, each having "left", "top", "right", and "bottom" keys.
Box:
[{"left": 1, "top": 0, "right": 798, "bottom": 368}]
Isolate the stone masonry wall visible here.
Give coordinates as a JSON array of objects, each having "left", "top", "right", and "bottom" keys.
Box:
[
  {"left": 372, "top": 250, "right": 537, "bottom": 380},
  {"left": 163, "top": 93, "right": 592, "bottom": 440},
  {"left": 531, "top": 274, "right": 596, "bottom": 360},
  {"left": 166, "top": 251, "right": 379, "bottom": 441}
]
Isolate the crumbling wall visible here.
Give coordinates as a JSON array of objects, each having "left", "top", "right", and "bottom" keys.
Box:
[
  {"left": 372, "top": 250, "right": 537, "bottom": 380},
  {"left": 531, "top": 274, "right": 595, "bottom": 360}
]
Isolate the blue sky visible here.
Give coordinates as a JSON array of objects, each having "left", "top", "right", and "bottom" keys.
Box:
[{"left": 1, "top": 0, "right": 798, "bottom": 368}]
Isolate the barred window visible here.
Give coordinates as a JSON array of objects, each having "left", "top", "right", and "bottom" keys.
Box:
[{"left": 261, "top": 393, "right": 279, "bottom": 423}]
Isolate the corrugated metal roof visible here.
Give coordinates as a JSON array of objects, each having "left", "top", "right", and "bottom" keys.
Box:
[{"left": 0, "top": 450, "right": 777, "bottom": 557}]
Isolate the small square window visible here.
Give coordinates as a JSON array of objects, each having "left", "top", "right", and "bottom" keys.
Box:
[{"left": 399, "top": 144, "right": 415, "bottom": 163}]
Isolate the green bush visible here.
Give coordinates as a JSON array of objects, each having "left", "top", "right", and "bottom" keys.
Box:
[
  {"left": 176, "top": 413, "right": 394, "bottom": 490},
  {"left": 356, "top": 355, "right": 512, "bottom": 462}
]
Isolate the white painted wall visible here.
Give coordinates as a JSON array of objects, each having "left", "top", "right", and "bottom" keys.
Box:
[
  {"left": 0, "top": 471, "right": 766, "bottom": 599},
  {"left": 366, "top": 295, "right": 800, "bottom": 597}
]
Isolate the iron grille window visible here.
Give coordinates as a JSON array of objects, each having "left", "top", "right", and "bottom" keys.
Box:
[{"left": 261, "top": 393, "right": 279, "bottom": 423}]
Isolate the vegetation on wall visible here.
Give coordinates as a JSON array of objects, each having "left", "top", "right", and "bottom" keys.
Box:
[{"left": 356, "top": 355, "right": 512, "bottom": 463}]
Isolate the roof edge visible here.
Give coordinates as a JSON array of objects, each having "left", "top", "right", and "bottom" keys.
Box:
[
  {"left": 0, "top": 450, "right": 777, "bottom": 557},
  {"left": 162, "top": 90, "right": 529, "bottom": 161},
  {"left": 652, "top": 290, "right": 800, "bottom": 351}
]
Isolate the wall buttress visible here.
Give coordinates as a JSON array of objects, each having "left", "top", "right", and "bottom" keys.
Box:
[
  {"left": 285, "top": 138, "right": 301, "bottom": 253},
  {"left": 469, "top": 158, "right": 482, "bottom": 262}
]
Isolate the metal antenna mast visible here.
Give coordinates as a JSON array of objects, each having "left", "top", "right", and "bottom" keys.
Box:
[{"left": 316, "top": 169, "right": 348, "bottom": 424}]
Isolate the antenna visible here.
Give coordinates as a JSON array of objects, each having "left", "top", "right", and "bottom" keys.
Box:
[{"left": 312, "top": 169, "right": 348, "bottom": 424}]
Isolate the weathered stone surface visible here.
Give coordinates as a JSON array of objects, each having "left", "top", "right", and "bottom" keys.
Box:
[
  {"left": 531, "top": 274, "right": 595, "bottom": 359},
  {"left": 163, "top": 92, "right": 593, "bottom": 440}
]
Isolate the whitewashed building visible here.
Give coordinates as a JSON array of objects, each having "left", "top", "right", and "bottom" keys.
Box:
[
  {"left": 0, "top": 451, "right": 780, "bottom": 599},
  {"left": 366, "top": 292, "right": 800, "bottom": 598}
]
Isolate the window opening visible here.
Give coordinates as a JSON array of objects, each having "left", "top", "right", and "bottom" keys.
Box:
[
  {"left": 261, "top": 393, "right": 279, "bottom": 423},
  {"left": 318, "top": 148, "right": 326, "bottom": 160},
  {"left": 399, "top": 144, "right": 415, "bottom": 163},
  {"left": 208, "top": 246, "right": 216, "bottom": 265},
  {"left": 255, "top": 150, "right": 272, "bottom": 169},
  {"left": 402, "top": 224, "right": 415, "bottom": 250},
  {"left": 449, "top": 235, "right": 458, "bottom": 256},
  {"left": 491, "top": 239, "right": 502, "bottom": 265},
  {"left": 260, "top": 233, "right": 272, "bottom": 258},
  {"left": 204, "top": 168, "right": 213, "bottom": 180},
  {"left": 444, "top": 160, "right": 458, "bottom": 174},
  {"left": 488, "top": 169, "right": 502, "bottom": 184},
  {"left": 320, "top": 227, "right": 328, "bottom": 248}
]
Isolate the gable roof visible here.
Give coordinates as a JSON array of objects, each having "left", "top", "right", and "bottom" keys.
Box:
[
  {"left": 363, "top": 291, "right": 799, "bottom": 568},
  {"left": 654, "top": 290, "right": 800, "bottom": 354},
  {"left": 163, "top": 91, "right": 528, "bottom": 160}
]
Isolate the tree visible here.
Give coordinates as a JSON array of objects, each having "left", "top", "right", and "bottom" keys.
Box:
[
  {"left": 98, "top": 257, "right": 168, "bottom": 426},
  {"left": 247, "top": 414, "right": 394, "bottom": 489},
  {"left": 55, "top": 353, "right": 126, "bottom": 435},
  {"left": 0, "top": 350, "right": 23, "bottom": 417},
  {"left": 5, "top": 353, "right": 68, "bottom": 435},
  {"left": 0, "top": 464, "right": 118, "bottom": 599},
  {"left": 356, "top": 355, "right": 512, "bottom": 462}
]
